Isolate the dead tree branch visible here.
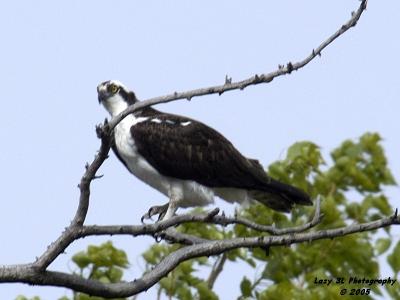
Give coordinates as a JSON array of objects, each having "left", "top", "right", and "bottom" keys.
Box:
[
  {"left": 32, "top": 123, "right": 112, "bottom": 272},
  {"left": 74, "top": 198, "right": 321, "bottom": 240},
  {"left": 106, "top": 0, "right": 368, "bottom": 131},
  {"left": 1, "top": 210, "right": 398, "bottom": 298}
]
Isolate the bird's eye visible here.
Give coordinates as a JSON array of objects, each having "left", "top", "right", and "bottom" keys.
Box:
[{"left": 108, "top": 83, "right": 119, "bottom": 94}]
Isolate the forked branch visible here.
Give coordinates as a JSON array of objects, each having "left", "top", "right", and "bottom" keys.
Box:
[{"left": 1, "top": 209, "right": 398, "bottom": 298}]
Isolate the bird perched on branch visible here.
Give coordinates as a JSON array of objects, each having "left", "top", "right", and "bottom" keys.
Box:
[{"left": 97, "top": 80, "right": 312, "bottom": 220}]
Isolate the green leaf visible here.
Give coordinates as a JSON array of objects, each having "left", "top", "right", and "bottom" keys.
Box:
[
  {"left": 142, "top": 248, "right": 158, "bottom": 264},
  {"left": 76, "top": 294, "right": 91, "bottom": 300},
  {"left": 244, "top": 257, "right": 256, "bottom": 268},
  {"left": 388, "top": 241, "right": 400, "bottom": 274},
  {"left": 180, "top": 261, "right": 194, "bottom": 274},
  {"left": 15, "top": 297, "right": 41, "bottom": 300},
  {"left": 195, "top": 281, "right": 219, "bottom": 300},
  {"left": 376, "top": 238, "right": 391, "bottom": 255},
  {"left": 72, "top": 251, "right": 91, "bottom": 269},
  {"left": 240, "top": 276, "right": 253, "bottom": 297},
  {"left": 176, "top": 286, "right": 193, "bottom": 300},
  {"left": 385, "top": 282, "right": 400, "bottom": 300},
  {"left": 108, "top": 266, "right": 124, "bottom": 282}
]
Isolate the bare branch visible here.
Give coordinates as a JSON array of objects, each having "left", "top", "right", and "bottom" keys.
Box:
[
  {"left": 212, "top": 197, "right": 323, "bottom": 235},
  {"left": 74, "top": 199, "right": 321, "bottom": 240},
  {"left": 78, "top": 208, "right": 219, "bottom": 239},
  {"left": 1, "top": 210, "right": 398, "bottom": 298},
  {"left": 33, "top": 123, "right": 112, "bottom": 271},
  {"left": 162, "top": 228, "right": 209, "bottom": 245},
  {"left": 107, "top": 0, "right": 368, "bottom": 131}
]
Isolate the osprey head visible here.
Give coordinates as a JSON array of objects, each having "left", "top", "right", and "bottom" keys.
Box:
[{"left": 97, "top": 80, "right": 137, "bottom": 116}]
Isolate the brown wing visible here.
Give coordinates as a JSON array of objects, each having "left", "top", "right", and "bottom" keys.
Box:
[
  {"left": 130, "top": 113, "right": 269, "bottom": 189},
  {"left": 129, "top": 109, "right": 312, "bottom": 210}
]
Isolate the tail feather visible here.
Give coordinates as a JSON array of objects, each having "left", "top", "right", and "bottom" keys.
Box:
[{"left": 250, "top": 179, "right": 312, "bottom": 212}]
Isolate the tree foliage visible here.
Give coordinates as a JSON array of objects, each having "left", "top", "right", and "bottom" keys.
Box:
[
  {"left": 17, "top": 132, "right": 399, "bottom": 300},
  {"left": 141, "top": 132, "right": 398, "bottom": 300}
]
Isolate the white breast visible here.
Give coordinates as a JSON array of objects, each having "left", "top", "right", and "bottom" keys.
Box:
[
  {"left": 114, "top": 115, "right": 169, "bottom": 194},
  {"left": 113, "top": 115, "right": 215, "bottom": 207}
]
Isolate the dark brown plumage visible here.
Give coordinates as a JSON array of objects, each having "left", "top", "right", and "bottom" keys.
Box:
[{"left": 129, "top": 107, "right": 311, "bottom": 212}]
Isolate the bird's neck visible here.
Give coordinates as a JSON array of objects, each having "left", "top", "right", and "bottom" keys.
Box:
[{"left": 103, "top": 95, "right": 130, "bottom": 117}]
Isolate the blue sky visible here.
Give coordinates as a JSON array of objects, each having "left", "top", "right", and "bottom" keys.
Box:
[{"left": 1, "top": 1, "right": 399, "bottom": 299}]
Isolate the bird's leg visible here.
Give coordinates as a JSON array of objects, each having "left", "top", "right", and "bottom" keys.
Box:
[
  {"left": 151, "top": 200, "right": 177, "bottom": 243},
  {"left": 141, "top": 203, "right": 169, "bottom": 223},
  {"left": 163, "top": 199, "right": 179, "bottom": 220},
  {"left": 141, "top": 188, "right": 181, "bottom": 224},
  {"left": 160, "top": 188, "right": 181, "bottom": 220}
]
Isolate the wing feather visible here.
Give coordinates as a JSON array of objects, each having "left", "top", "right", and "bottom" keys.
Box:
[
  {"left": 129, "top": 108, "right": 312, "bottom": 210},
  {"left": 130, "top": 111, "right": 266, "bottom": 189}
]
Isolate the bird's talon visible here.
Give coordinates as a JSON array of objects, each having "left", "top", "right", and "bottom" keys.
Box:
[
  {"left": 141, "top": 203, "right": 169, "bottom": 223},
  {"left": 154, "top": 231, "right": 165, "bottom": 243}
]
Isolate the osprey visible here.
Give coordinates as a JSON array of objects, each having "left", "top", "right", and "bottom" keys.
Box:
[{"left": 98, "top": 80, "right": 312, "bottom": 220}]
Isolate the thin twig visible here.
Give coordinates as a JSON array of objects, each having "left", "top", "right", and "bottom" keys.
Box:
[
  {"left": 33, "top": 122, "right": 112, "bottom": 271},
  {"left": 215, "top": 197, "right": 323, "bottom": 235},
  {"left": 207, "top": 254, "right": 228, "bottom": 289},
  {"left": 106, "top": 0, "right": 368, "bottom": 131}
]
